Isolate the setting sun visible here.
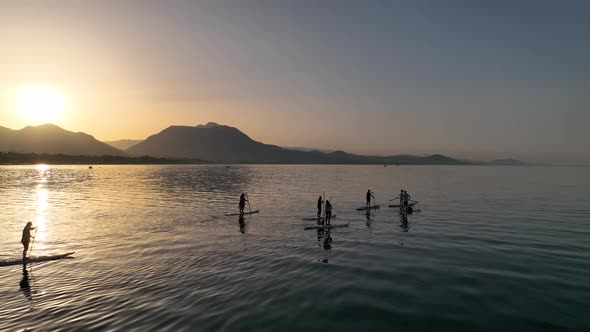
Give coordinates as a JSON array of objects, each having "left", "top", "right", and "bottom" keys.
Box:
[{"left": 15, "top": 86, "right": 65, "bottom": 124}]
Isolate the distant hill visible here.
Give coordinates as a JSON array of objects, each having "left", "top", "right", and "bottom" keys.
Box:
[
  {"left": 485, "top": 158, "right": 529, "bottom": 166},
  {"left": 104, "top": 139, "right": 144, "bottom": 150},
  {"left": 0, "top": 124, "right": 126, "bottom": 156},
  {"left": 127, "top": 123, "right": 471, "bottom": 164}
]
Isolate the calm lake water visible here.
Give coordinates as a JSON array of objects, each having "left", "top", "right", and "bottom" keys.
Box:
[{"left": 0, "top": 165, "right": 589, "bottom": 331}]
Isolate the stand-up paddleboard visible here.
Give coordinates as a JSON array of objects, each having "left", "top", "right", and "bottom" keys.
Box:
[
  {"left": 357, "top": 205, "right": 380, "bottom": 211},
  {"left": 304, "top": 223, "right": 350, "bottom": 230},
  {"left": 389, "top": 202, "right": 416, "bottom": 208},
  {"left": 0, "top": 252, "right": 75, "bottom": 267},
  {"left": 225, "top": 210, "right": 260, "bottom": 216},
  {"left": 302, "top": 215, "right": 336, "bottom": 221}
]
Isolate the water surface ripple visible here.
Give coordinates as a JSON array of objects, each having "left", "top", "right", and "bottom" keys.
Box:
[{"left": 1, "top": 165, "right": 589, "bottom": 331}]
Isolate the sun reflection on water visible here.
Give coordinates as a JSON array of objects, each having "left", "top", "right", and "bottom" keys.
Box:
[
  {"left": 32, "top": 164, "right": 50, "bottom": 253},
  {"left": 35, "top": 164, "right": 49, "bottom": 172}
]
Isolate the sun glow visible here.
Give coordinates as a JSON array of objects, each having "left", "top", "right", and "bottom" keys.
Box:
[{"left": 15, "top": 86, "right": 65, "bottom": 124}]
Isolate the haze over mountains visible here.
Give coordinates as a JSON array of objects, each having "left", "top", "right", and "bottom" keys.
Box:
[
  {"left": 104, "top": 139, "right": 143, "bottom": 151},
  {"left": 0, "top": 123, "right": 528, "bottom": 165}
]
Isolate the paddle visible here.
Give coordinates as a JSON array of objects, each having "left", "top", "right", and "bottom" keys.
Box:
[
  {"left": 246, "top": 193, "right": 252, "bottom": 214},
  {"left": 389, "top": 196, "right": 400, "bottom": 201},
  {"left": 322, "top": 192, "right": 325, "bottom": 218},
  {"left": 28, "top": 227, "right": 38, "bottom": 259}
]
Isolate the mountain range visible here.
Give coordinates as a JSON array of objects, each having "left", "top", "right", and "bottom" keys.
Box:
[
  {"left": 0, "top": 124, "right": 125, "bottom": 156},
  {"left": 125, "top": 123, "right": 468, "bottom": 164},
  {"left": 0, "top": 123, "right": 528, "bottom": 165}
]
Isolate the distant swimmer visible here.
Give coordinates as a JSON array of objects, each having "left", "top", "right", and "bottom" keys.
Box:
[
  {"left": 239, "top": 193, "right": 248, "bottom": 215},
  {"left": 402, "top": 190, "right": 411, "bottom": 210},
  {"left": 21, "top": 222, "right": 37, "bottom": 260},
  {"left": 317, "top": 196, "right": 323, "bottom": 217},
  {"left": 325, "top": 200, "right": 333, "bottom": 225},
  {"left": 366, "top": 190, "right": 374, "bottom": 208}
]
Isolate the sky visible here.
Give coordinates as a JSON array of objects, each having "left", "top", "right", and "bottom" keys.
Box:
[{"left": 0, "top": 0, "right": 589, "bottom": 164}]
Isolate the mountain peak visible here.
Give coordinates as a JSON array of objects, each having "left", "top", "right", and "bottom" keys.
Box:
[{"left": 195, "top": 122, "right": 221, "bottom": 129}]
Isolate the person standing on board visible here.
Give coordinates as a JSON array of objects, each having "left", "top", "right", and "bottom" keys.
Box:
[
  {"left": 21, "top": 222, "right": 36, "bottom": 260},
  {"left": 325, "top": 200, "right": 333, "bottom": 225},
  {"left": 239, "top": 193, "right": 248, "bottom": 215},
  {"left": 399, "top": 189, "right": 404, "bottom": 208},
  {"left": 366, "top": 190, "right": 374, "bottom": 208},
  {"left": 317, "top": 196, "right": 323, "bottom": 218},
  {"left": 402, "top": 190, "right": 411, "bottom": 211}
]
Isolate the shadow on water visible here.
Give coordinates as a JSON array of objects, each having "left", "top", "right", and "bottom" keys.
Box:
[
  {"left": 238, "top": 215, "right": 247, "bottom": 234},
  {"left": 312, "top": 217, "right": 334, "bottom": 263},
  {"left": 365, "top": 211, "right": 372, "bottom": 228},
  {"left": 317, "top": 228, "right": 333, "bottom": 264},
  {"left": 19, "top": 266, "right": 35, "bottom": 309},
  {"left": 399, "top": 207, "right": 415, "bottom": 232},
  {"left": 399, "top": 210, "right": 410, "bottom": 232}
]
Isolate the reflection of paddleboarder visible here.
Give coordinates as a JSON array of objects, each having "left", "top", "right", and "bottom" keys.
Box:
[
  {"left": 238, "top": 214, "right": 246, "bottom": 234},
  {"left": 323, "top": 229, "right": 332, "bottom": 250},
  {"left": 20, "top": 266, "right": 33, "bottom": 303},
  {"left": 400, "top": 211, "right": 409, "bottom": 232},
  {"left": 21, "top": 222, "right": 36, "bottom": 261},
  {"left": 239, "top": 193, "right": 248, "bottom": 215}
]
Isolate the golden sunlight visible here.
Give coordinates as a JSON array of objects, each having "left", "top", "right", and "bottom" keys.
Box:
[{"left": 15, "top": 86, "right": 65, "bottom": 124}]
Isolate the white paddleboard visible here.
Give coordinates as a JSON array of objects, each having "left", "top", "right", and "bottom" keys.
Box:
[{"left": 0, "top": 252, "right": 75, "bottom": 267}]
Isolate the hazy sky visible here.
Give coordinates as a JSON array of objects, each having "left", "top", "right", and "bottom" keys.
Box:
[{"left": 1, "top": 0, "right": 589, "bottom": 164}]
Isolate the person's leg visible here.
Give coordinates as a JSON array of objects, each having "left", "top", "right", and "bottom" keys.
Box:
[{"left": 22, "top": 242, "right": 28, "bottom": 260}]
